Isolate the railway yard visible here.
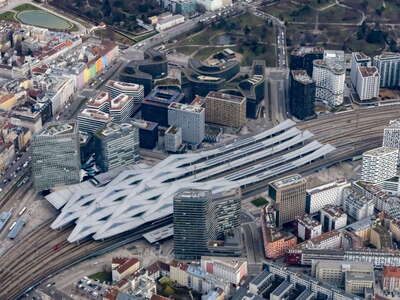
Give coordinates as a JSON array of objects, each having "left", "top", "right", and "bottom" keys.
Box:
[{"left": 0, "top": 104, "right": 399, "bottom": 299}]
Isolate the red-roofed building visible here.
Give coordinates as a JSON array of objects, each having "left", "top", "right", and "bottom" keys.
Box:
[
  {"left": 170, "top": 260, "right": 189, "bottom": 286},
  {"left": 112, "top": 257, "right": 141, "bottom": 282},
  {"left": 146, "top": 261, "right": 170, "bottom": 280},
  {"left": 151, "top": 295, "right": 169, "bottom": 300},
  {"left": 383, "top": 266, "right": 400, "bottom": 292}
]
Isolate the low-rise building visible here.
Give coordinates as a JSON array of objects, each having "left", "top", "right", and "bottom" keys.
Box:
[
  {"left": 156, "top": 14, "right": 185, "bottom": 31},
  {"left": 201, "top": 256, "right": 247, "bottom": 285}
]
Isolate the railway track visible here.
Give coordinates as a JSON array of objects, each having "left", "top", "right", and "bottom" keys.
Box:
[{"left": 1, "top": 106, "right": 400, "bottom": 299}]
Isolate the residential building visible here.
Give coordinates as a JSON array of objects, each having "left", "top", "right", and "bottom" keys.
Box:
[
  {"left": 269, "top": 174, "right": 307, "bottom": 227},
  {"left": 111, "top": 257, "right": 141, "bottom": 282},
  {"left": 173, "top": 189, "right": 217, "bottom": 260},
  {"left": 320, "top": 205, "right": 347, "bottom": 232},
  {"left": 370, "top": 223, "right": 393, "bottom": 249},
  {"left": 383, "top": 119, "right": 400, "bottom": 160},
  {"left": 104, "top": 80, "right": 144, "bottom": 104},
  {"left": 383, "top": 266, "right": 400, "bottom": 292},
  {"left": 290, "top": 47, "right": 324, "bottom": 77},
  {"left": 109, "top": 94, "right": 135, "bottom": 123},
  {"left": 289, "top": 70, "right": 316, "bottom": 120},
  {"left": 205, "top": 91, "right": 246, "bottom": 128},
  {"left": 356, "top": 66, "right": 380, "bottom": 101},
  {"left": 164, "top": 125, "right": 182, "bottom": 153},
  {"left": 312, "top": 59, "right": 345, "bottom": 107},
  {"left": 94, "top": 122, "right": 139, "bottom": 172},
  {"left": 306, "top": 180, "right": 349, "bottom": 214},
  {"left": 201, "top": 256, "right": 247, "bottom": 285},
  {"left": 168, "top": 102, "right": 205, "bottom": 145},
  {"left": 350, "top": 52, "right": 371, "bottom": 88},
  {"left": 344, "top": 272, "right": 374, "bottom": 296},
  {"left": 373, "top": 52, "right": 400, "bottom": 88},
  {"left": 361, "top": 147, "right": 398, "bottom": 184},
  {"left": 261, "top": 205, "right": 297, "bottom": 259},
  {"left": 342, "top": 188, "right": 374, "bottom": 221},
  {"left": 0, "top": 142, "right": 15, "bottom": 173},
  {"left": 132, "top": 119, "right": 159, "bottom": 149},
  {"left": 77, "top": 108, "right": 112, "bottom": 134},
  {"left": 87, "top": 91, "right": 111, "bottom": 113},
  {"left": 31, "top": 121, "right": 80, "bottom": 191},
  {"left": 297, "top": 215, "right": 321, "bottom": 241},
  {"left": 170, "top": 260, "right": 189, "bottom": 286}
]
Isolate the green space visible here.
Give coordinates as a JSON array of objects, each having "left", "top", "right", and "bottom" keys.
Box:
[
  {"left": 251, "top": 197, "right": 268, "bottom": 207},
  {"left": 262, "top": 1, "right": 316, "bottom": 23},
  {"left": 88, "top": 271, "right": 112, "bottom": 283},
  {"left": 303, "top": 0, "right": 335, "bottom": 9},
  {"left": 94, "top": 28, "right": 135, "bottom": 45},
  {"left": 342, "top": 0, "right": 400, "bottom": 22},
  {"left": 345, "top": 36, "right": 384, "bottom": 56},
  {"left": 0, "top": 11, "right": 16, "bottom": 22},
  {"left": 132, "top": 31, "right": 158, "bottom": 43},
  {"left": 319, "top": 5, "right": 362, "bottom": 23},
  {"left": 13, "top": 3, "right": 41, "bottom": 12},
  {"left": 174, "top": 13, "right": 276, "bottom": 67}
]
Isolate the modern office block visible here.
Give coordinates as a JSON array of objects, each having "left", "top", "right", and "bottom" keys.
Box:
[
  {"left": 361, "top": 147, "right": 398, "bottom": 184},
  {"left": 205, "top": 91, "right": 246, "bottom": 128},
  {"left": 342, "top": 188, "right": 374, "bottom": 221},
  {"left": 94, "top": 122, "right": 139, "bottom": 172},
  {"left": 77, "top": 108, "right": 113, "bottom": 134},
  {"left": 290, "top": 47, "right": 324, "bottom": 77},
  {"left": 168, "top": 102, "right": 205, "bottom": 145},
  {"left": 373, "top": 52, "right": 400, "bottom": 88},
  {"left": 350, "top": 52, "right": 371, "bottom": 88},
  {"left": 356, "top": 66, "right": 380, "bottom": 101},
  {"left": 383, "top": 119, "right": 400, "bottom": 161},
  {"left": 269, "top": 174, "right": 307, "bottom": 227},
  {"left": 104, "top": 80, "right": 144, "bottom": 104},
  {"left": 142, "top": 86, "right": 184, "bottom": 126},
  {"left": 131, "top": 119, "right": 159, "bottom": 149},
  {"left": 86, "top": 91, "right": 111, "bottom": 113},
  {"left": 31, "top": 121, "right": 80, "bottom": 191},
  {"left": 289, "top": 70, "right": 316, "bottom": 120},
  {"left": 174, "top": 189, "right": 217, "bottom": 260}
]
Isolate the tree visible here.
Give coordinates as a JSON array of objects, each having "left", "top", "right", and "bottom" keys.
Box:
[{"left": 243, "top": 25, "right": 251, "bottom": 35}]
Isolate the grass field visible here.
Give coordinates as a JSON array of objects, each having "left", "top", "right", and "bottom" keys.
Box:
[
  {"left": 319, "top": 5, "right": 362, "bottom": 23},
  {"left": 0, "top": 11, "right": 16, "bottom": 22},
  {"left": 88, "top": 271, "right": 112, "bottom": 283},
  {"left": 13, "top": 3, "right": 41, "bottom": 12},
  {"left": 251, "top": 197, "right": 268, "bottom": 207}
]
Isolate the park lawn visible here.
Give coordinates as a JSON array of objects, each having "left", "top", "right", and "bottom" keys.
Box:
[
  {"left": 235, "top": 12, "right": 266, "bottom": 28},
  {"left": 0, "top": 11, "right": 16, "bottom": 22},
  {"left": 13, "top": 3, "right": 41, "bottom": 12},
  {"left": 234, "top": 44, "right": 276, "bottom": 67},
  {"left": 346, "top": 38, "right": 384, "bottom": 56},
  {"left": 88, "top": 271, "right": 112, "bottom": 283},
  {"left": 319, "top": 5, "right": 362, "bottom": 23},
  {"left": 251, "top": 197, "right": 268, "bottom": 207},
  {"left": 262, "top": 1, "right": 316, "bottom": 23},
  {"left": 175, "top": 46, "right": 199, "bottom": 56},
  {"left": 181, "top": 27, "right": 223, "bottom": 46},
  {"left": 305, "top": 0, "right": 335, "bottom": 9}
]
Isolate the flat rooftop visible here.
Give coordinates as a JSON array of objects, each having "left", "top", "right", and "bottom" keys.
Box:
[
  {"left": 79, "top": 108, "right": 112, "bottom": 122},
  {"left": 353, "top": 52, "right": 370, "bottom": 62},
  {"left": 359, "top": 66, "right": 379, "bottom": 78},
  {"left": 270, "top": 174, "right": 304, "bottom": 188},
  {"left": 364, "top": 146, "right": 398, "bottom": 157},
  {"left": 291, "top": 70, "right": 314, "bottom": 84},
  {"left": 206, "top": 91, "right": 245, "bottom": 104},
  {"left": 106, "top": 80, "right": 142, "bottom": 91},
  {"left": 321, "top": 205, "right": 346, "bottom": 218},
  {"left": 169, "top": 102, "right": 204, "bottom": 113},
  {"left": 143, "top": 223, "right": 173, "bottom": 244},
  {"left": 40, "top": 121, "right": 76, "bottom": 136},
  {"left": 97, "top": 122, "right": 135, "bottom": 137}
]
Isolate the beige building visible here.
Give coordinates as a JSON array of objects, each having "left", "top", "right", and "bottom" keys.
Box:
[
  {"left": 370, "top": 224, "right": 393, "bottom": 249},
  {"left": 170, "top": 260, "right": 189, "bottom": 287},
  {"left": 268, "top": 174, "right": 307, "bottom": 227},
  {"left": 345, "top": 272, "right": 374, "bottom": 295},
  {"left": 312, "top": 260, "right": 374, "bottom": 295},
  {"left": 205, "top": 91, "right": 246, "bottom": 128},
  {"left": 112, "top": 257, "right": 141, "bottom": 282}
]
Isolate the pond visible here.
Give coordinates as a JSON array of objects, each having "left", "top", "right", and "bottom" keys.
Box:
[{"left": 16, "top": 10, "right": 72, "bottom": 30}]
